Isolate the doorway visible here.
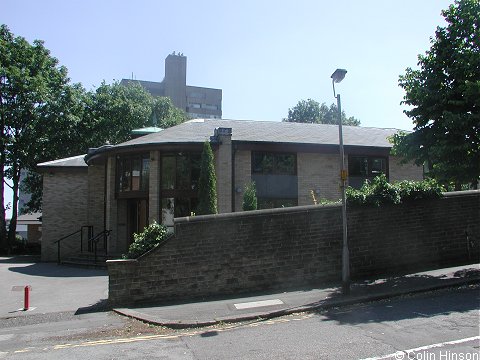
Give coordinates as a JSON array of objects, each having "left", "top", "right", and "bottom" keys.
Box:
[{"left": 127, "top": 199, "right": 148, "bottom": 246}]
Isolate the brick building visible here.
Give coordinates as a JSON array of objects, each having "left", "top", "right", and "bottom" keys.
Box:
[{"left": 39, "top": 119, "right": 423, "bottom": 261}]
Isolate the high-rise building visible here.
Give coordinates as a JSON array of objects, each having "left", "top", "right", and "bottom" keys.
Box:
[{"left": 121, "top": 53, "right": 222, "bottom": 119}]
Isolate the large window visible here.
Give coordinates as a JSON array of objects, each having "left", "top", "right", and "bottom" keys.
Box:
[
  {"left": 117, "top": 154, "right": 150, "bottom": 196},
  {"left": 252, "top": 152, "right": 296, "bottom": 175},
  {"left": 348, "top": 155, "right": 388, "bottom": 188},
  {"left": 161, "top": 152, "right": 201, "bottom": 222},
  {"left": 252, "top": 151, "right": 298, "bottom": 210}
]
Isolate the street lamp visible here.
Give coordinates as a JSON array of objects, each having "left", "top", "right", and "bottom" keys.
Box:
[{"left": 331, "top": 68, "right": 350, "bottom": 295}]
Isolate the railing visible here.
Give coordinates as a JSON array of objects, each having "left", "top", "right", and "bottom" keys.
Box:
[
  {"left": 87, "top": 229, "right": 111, "bottom": 264},
  {"left": 53, "top": 226, "right": 93, "bottom": 264}
]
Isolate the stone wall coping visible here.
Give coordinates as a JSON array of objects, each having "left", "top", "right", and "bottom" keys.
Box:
[
  {"left": 106, "top": 259, "right": 138, "bottom": 264},
  {"left": 174, "top": 203, "right": 341, "bottom": 225},
  {"left": 442, "top": 189, "right": 479, "bottom": 197}
]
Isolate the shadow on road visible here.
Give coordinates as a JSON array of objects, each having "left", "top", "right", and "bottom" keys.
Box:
[
  {"left": 75, "top": 299, "right": 110, "bottom": 315},
  {"left": 313, "top": 267, "right": 480, "bottom": 325},
  {"left": 6, "top": 262, "right": 107, "bottom": 278},
  {"left": 0, "top": 255, "right": 41, "bottom": 264}
]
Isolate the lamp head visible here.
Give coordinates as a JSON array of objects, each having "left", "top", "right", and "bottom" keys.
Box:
[{"left": 331, "top": 69, "right": 347, "bottom": 83}]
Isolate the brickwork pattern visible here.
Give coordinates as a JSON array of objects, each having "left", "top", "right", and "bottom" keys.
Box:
[
  {"left": 234, "top": 150, "right": 252, "bottom": 212},
  {"left": 297, "top": 153, "right": 341, "bottom": 204},
  {"left": 108, "top": 191, "right": 479, "bottom": 306},
  {"left": 389, "top": 156, "right": 424, "bottom": 182},
  {"left": 42, "top": 170, "right": 88, "bottom": 262},
  {"left": 87, "top": 164, "right": 105, "bottom": 236},
  {"left": 215, "top": 135, "right": 232, "bottom": 213}
]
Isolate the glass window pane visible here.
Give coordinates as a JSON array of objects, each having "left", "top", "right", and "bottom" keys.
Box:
[
  {"left": 190, "top": 154, "right": 201, "bottom": 190},
  {"left": 174, "top": 198, "right": 190, "bottom": 218},
  {"left": 370, "top": 158, "right": 386, "bottom": 176},
  {"left": 141, "top": 158, "right": 150, "bottom": 191},
  {"left": 252, "top": 152, "right": 264, "bottom": 173},
  {"left": 162, "top": 156, "right": 175, "bottom": 189},
  {"left": 349, "top": 156, "right": 368, "bottom": 177},
  {"left": 120, "top": 159, "right": 131, "bottom": 191},
  {"left": 176, "top": 154, "right": 190, "bottom": 190},
  {"left": 131, "top": 158, "right": 141, "bottom": 191},
  {"left": 276, "top": 154, "right": 295, "bottom": 175}
]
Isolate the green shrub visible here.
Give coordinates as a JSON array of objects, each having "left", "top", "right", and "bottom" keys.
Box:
[
  {"left": 243, "top": 182, "right": 257, "bottom": 211},
  {"left": 123, "top": 222, "right": 168, "bottom": 259},
  {"left": 197, "top": 140, "right": 217, "bottom": 215},
  {"left": 346, "top": 174, "right": 444, "bottom": 207}
]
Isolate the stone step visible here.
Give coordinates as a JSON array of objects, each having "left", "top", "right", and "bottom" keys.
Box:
[{"left": 60, "top": 252, "right": 122, "bottom": 270}]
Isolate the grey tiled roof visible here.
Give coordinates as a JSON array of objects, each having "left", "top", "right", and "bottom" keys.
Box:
[
  {"left": 37, "top": 155, "right": 87, "bottom": 168},
  {"left": 114, "top": 119, "right": 399, "bottom": 150}
]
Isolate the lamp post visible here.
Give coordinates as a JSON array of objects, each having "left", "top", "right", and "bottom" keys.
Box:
[{"left": 331, "top": 68, "right": 350, "bottom": 295}]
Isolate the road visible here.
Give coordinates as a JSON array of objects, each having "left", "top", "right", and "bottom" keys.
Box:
[{"left": 0, "top": 284, "right": 478, "bottom": 359}]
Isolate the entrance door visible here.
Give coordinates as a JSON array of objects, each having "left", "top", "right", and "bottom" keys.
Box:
[{"left": 127, "top": 199, "right": 148, "bottom": 245}]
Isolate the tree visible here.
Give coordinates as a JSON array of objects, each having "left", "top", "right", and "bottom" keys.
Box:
[
  {"left": 151, "top": 97, "right": 187, "bottom": 129},
  {"left": 392, "top": 0, "right": 480, "bottom": 189},
  {"left": 22, "top": 82, "right": 188, "bottom": 214},
  {"left": 242, "top": 182, "right": 257, "bottom": 211},
  {"left": 283, "top": 99, "right": 360, "bottom": 126},
  {"left": 197, "top": 140, "right": 217, "bottom": 215},
  {"left": 0, "top": 25, "right": 85, "bottom": 251}
]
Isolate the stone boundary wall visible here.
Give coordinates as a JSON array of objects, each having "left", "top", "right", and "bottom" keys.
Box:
[{"left": 108, "top": 191, "right": 480, "bottom": 306}]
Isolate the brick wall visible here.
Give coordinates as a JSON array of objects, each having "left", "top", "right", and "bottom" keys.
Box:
[
  {"left": 108, "top": 190, "right": 480, "bottom": 306},
  {"left": 297, "top": 152, "right": 341, "bottom": 204},
  {"left": 234, "top": 150, "right": 252, "bottom": 212},
  {"left": 389, "top": 156, "right": 423, "bottom": 182},
  {"left": 42, "top": 169, "right": 88, "bottom": 262},
  {"left": 87, "top": 164, "right": 105, "bottom": 236}
]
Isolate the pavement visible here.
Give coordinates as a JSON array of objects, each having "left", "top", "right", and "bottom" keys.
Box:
[
  {"left": 0, "top": 255, "right": 108, "bottom": 318},
  {"left": 1, "top": 256, "right": 478, "bottom": 329},
  {"left": 114, "top": 263, "right": 480, "bottom": 328}
]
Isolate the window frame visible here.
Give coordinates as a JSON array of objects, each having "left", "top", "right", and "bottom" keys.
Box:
[{"left": 116, "top": 154, "right": 150, "bottom": 199}]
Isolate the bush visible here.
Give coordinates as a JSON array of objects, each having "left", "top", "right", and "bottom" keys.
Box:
[
  {"left": 197, "top": 140, "right": 217, "bottom": 215},
  {"left": 346, "top": 174, "right": 444, "bottom": 207},
  {"left": 123, "top": 222, "right": 169, "bottom": 259},
  {"left": 243, "top": 182, "right": 257, "bottom": 211}
]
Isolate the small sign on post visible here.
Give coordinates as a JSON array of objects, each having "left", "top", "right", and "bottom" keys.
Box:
[{"left": 11, "top": 285, "right": 33, "bottom": 311}]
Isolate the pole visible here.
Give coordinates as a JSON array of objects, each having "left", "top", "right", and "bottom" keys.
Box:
[
  {"left": 24, "top": 286, "right": 30, "bottom": 310},
  {"left": 337, "top": 94, "right": 350, "bottom": 295}
]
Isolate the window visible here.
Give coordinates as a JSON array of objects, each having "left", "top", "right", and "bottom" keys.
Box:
[
  {"left": 349, "top": 156, "right": 387, "bottom": 177},
  {"left": 252, "top": 152, "right": 296, "bottom": 175},
  {"left": 201, "top": 104, "right": 218, "bottom": 110},
  {"left": 348, "top": 155, "right": 388, "bottom": 189},
  {"left": 116, "top": 154, "right": 150, "bottom": 196},
  {"left": 160, "top": 152, "right": 202, "bottom": 223}
]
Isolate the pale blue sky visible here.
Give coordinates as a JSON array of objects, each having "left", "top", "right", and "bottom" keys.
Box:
[{"left": 2, "top": 0, "right": 452, "bottom": 217}]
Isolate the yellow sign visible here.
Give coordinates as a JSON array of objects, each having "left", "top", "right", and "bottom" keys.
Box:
[{"left": 340, "top": 170, "right": 348, "bottom": 181}]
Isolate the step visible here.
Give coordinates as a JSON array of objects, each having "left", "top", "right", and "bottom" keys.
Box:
[{"left": 61, "top": 259, "right": 108, "bottom": 270}]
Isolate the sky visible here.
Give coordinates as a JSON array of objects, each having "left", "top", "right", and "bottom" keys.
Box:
[{"left": 1, "top": 0, "right": 452, "bottom": 218}]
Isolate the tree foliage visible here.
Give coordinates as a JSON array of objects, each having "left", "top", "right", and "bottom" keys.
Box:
[
  {"left": 0, "top": 24, "right": 84, "bottom": 251},
  {"left": 283, "top": 99, "right": 360, "bottom": 126},
  {"left": 197, "top": 140, "right": 217, "bottom": 215},
  {"left": 392, "top": 0, "right": 480, "bottom": 189},
  {"left": 21, "top": 82, "right": 188, "bottom": 214},
  {"left": 0, "top": 25, "right": 188, "bottom": 251},
  {"left": 242, "top": 182, "right": 257, "bottom": 211}
]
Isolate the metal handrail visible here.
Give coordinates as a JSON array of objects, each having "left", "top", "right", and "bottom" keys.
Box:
[
  {"left": 54, "top": 229, "right": 82, "bottom": 264},
  {"left": 87, "top": 230, "right": 111, "bottom": 264},
  {"left": 54, "top": 226, "right": 93, "bottom": 264}
]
